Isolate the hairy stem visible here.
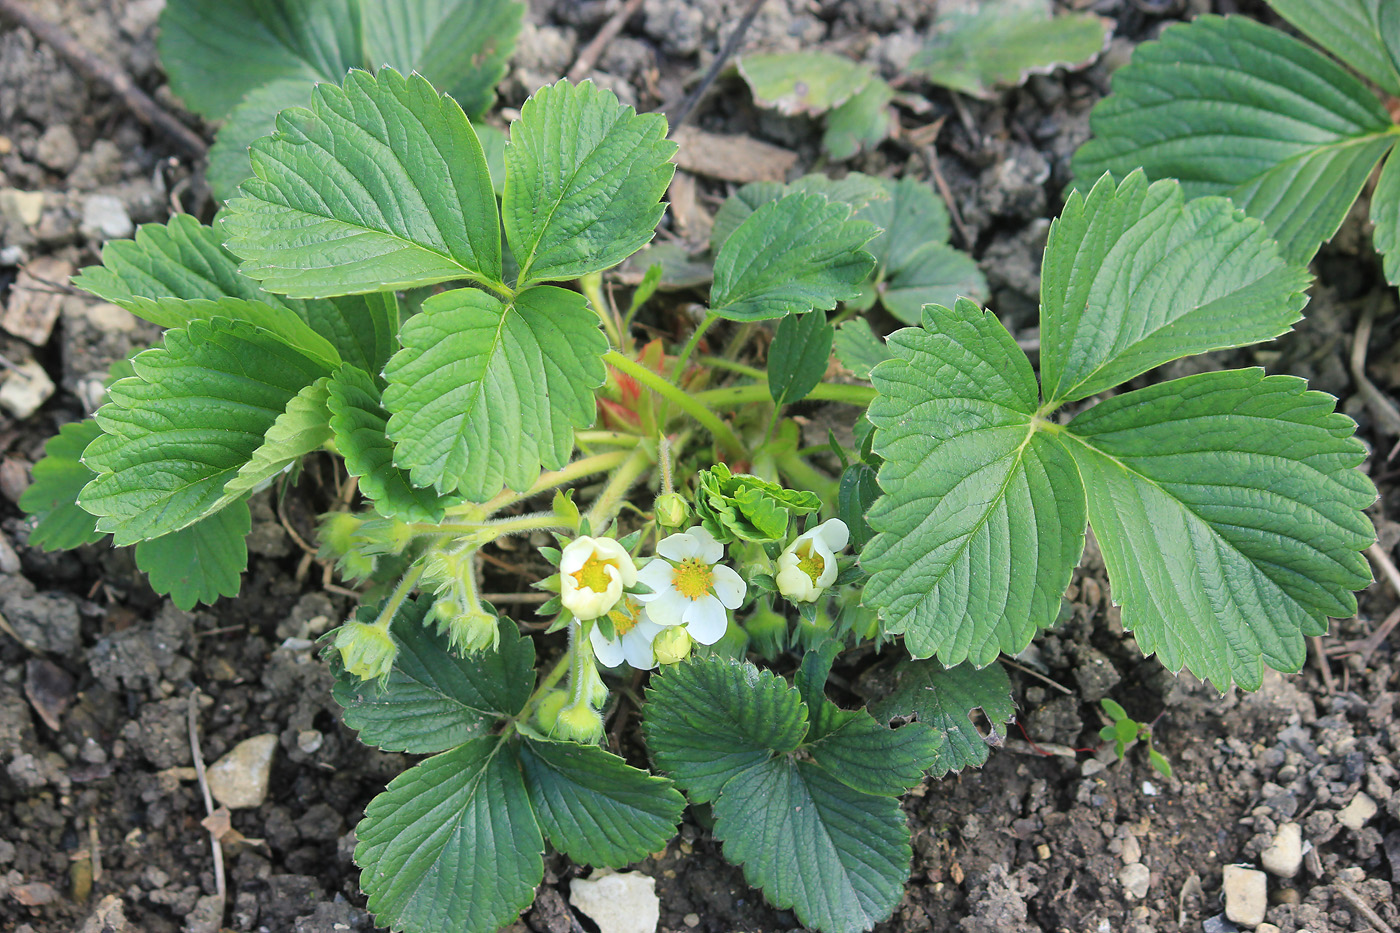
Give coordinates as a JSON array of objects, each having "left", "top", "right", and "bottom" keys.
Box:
[
  {"left": 372, "top": 563, "right": 425, "bottom": 629},
  {"left": 585, "top": 443, "right": 654, "bottom": 531},
  {"left": 471, "top": 448, "right": 635, "bottom": 516},
  {"left": 604, "top": 350, "right": 745, "bottom": 455},
  {"left": 694, "top": 382, "right": 877, "bottom": 409}
]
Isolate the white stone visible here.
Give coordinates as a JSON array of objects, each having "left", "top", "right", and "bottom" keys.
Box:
[
  {"left": 0, "top": 360, "right": 55, "bottom": 419},
  {"left": 1260, "top": 823, "right": 1302, "bottom": 878},
  {"left": 80, "top": 194, "right": 133, "bottom": 240},
  {"left": 1222, "top": 865, "right": 1267, "bottom": 928},
  {"left": 0, "top": 189, "right": 43, "bottom": 226},
  {"left": 1118, "top": 862, "right": 1150, "bottom": 900},
  {"left": 1255, "top": 925, "right": 1281, "bottom": 933},
  {"left": 569, "top": 871, "right": 660, "bottom": 933},
  {"left": 1119, "top": 833, "right": 1141, "bottom": 866},
  {"left": 1336, "top": 792, "right": 1377, "bottom": 831},
  {"left": 205, "top": 734, "right": 278, "bottom": 809}
]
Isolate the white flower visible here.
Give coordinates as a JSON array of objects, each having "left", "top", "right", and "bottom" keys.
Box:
[
  {"left": 559, "top": 536, "right": 638, "bottom": 621},
  {"left": 635, "top": 525, "right": 746, "bottom": 645},
  {"left": 776, "top": 519, "right": 849, "bottom": 602},
  {"left": 590, "top": 595, "right": 665, "bottom": 669}
]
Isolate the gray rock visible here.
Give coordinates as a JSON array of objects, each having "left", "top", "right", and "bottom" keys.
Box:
[
  {"left": 0, "top": 189, "right": 44, "bottom": 227},
  {"left": 1337, "top": 791, "right": 1377, "bottom": 830},
  {"left": 80, "top": 193, "right": 133, "bottom": 240},
  {"left": 34, "top": 124, "right": 78, "bottom": 172},
  {"left": 1259, "top": 822, "right": 1302, "bottom": 878},
  {"left": 0, "top": 359, "right": 54, "bottom": 419},
  {"left": 1118, "top": 862, "right": 1150, "bottom": 900},
  {"left": 1222, "top": 865, "right": 1267, "bottom": 928},
  {"left": 207, "top": 734, "right": 278, "bottom": 809},
  {"left": 570, "top": 871, "right": 660, "bottom": 933}
]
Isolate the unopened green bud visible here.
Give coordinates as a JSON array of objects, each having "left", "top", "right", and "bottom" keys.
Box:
[
  {"left": 653, "top": 626, "right": 693, "bottom": 665},
  {"left": 318, "top": 511, "right": 363, "bottom": 558},
  {"left": 554, "top": 702, "right": 604, "bottom": 743},
  {"left": 534, "top": 690, "right": 570, "bottom": 732},
  {"left": 337, "top": 551, "right": 378, "bottom": 583},
  {"left": 654, "top": 492, "right": 690, "bottom": 529},
  {"left": 333, "top": 620, "right": 397, "bottom": 682},
  {"left": 357, "top": 518, "right": 416, "bottom": 556},
  {"left": 432, "top": 598, "right": 499, "bottom": 653}
]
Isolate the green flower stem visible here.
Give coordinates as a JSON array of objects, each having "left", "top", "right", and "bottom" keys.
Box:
[
  {"left": 604, "top": 350, "right": 746, "bottom": 455},
  {"left": 580, "top": 271, "right": 623, "bottom": 348},
  {"left": 519, "top": 651, "right": 572, "bottom": 721},
  {"left": 411, "top": 512, "right": 574, "bottom": 542},
  {"left": 575, "top": 430, "right": 644, "bottom": 447},
  {"left": 670, "top": 311, "right": 718, "bottom": 381},
  {"left": 473, "top": 448, "right": 636, "bottom": 516},
  {"left": 585, "top": 443, "right": 654, "bottom": 531},
  {"left": 699, "top": 356, "right": 764, "bottom": 380},
  {"left": 694, "top": 382, "right": 877, "bottom": 409},
  {"left": 775, "top": 450, "right": 836, "bottom": 502},
  {"left": 372, "top": 563, "right": 425, "bottom": 630},
  {"left": 567, "top": 620, "right": 592, "bottom": 706}
]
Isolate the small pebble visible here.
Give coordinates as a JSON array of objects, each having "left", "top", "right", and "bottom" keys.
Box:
[
  {"left": 296, "top": 729, "right": 323, "bottom": 754},
  {"left": 1120, "top": 833, "right": 1141, "bottom": 865},
  {"left": 1336, "top": 792, "right": 1377, "bottom": 830},
  {"left": 0, "top": 189, "right": 44, "bottom": 226},
  {"left": 79, "top": 194, "right": 133, "bottom": 240},
  {"left": 1141, "top": 781, "right": 1159, "bottom": 796},
  {"left": 1118, "top": 862, "right": 1150, "bottom": 899},
  {"left": 1259, "top": 822, "right": 1302, "bottom": 879},
  {"left": 1202, "top": 916, "right": 1241, "bottom": 933},
  {"left": 1082, "top": 759, "right": 1105, "bottom": 777},
  {"left": 683, "top": 914, "right": 699, "bottom": 928},
  {"left": 569, "top": 871, "right": 659, "bottom": 933},
  {"left": 1254, "top": 925, "right": 1281, "bottom": 933},
  {"left": 1222, "top": 865, "right": 1267, "bottom": 928},
  {"left": 0, "top": 360, "right": 55, "bottom": 420},
  {"left": 205, "top": 734, "right": 278, "bottom": 809}
]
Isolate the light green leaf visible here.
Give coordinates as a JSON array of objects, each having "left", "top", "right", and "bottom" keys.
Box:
[
  {"left": 644, "top": 657, "right": 809, "bottom": 804},
  {"left": 519, "top": 737, "right": 685, "bottom": 866},
  {"left": 19, "top": 420, "right": 105, "bottom": 551},
  {"left": 133, "top": 297, "right": 343, "bottom": 368},
  {"left": 1064, "top": 368, "right": 1376, "bottom": 691},
  {"left": 157, "top": 0, "right": 360, "bottom": 119},
  {"left": 355, "top": 737, "right": 542, "bottom": 933},
  {"left": 504, "top": 80, "right": 675, "bottom": 286},
  {"left": 862, "top": 300, "right": 1086, "bottom": 665},
  {"left": 207, "top": 78, "right": 312, "bottom": 202},
  {"left": 224, "top": 378, "right": 333, "bottom": 498},
  {"left": 135, "top": 500, "right": 251, "bottom": 610},
  {"left": 383, "top": 286, "right": 606, "bottom": 499},
  {"left": 913, "top": 0, "right": 1109, "bottom": 98},
  {"left": 870, "top": 660, "right": 1015, "bottom": 777},
  {"left": 713, "top": 758, "right": 909, "bottom": 933},
  {"left": 1371, "top": 145, "right": 1400, "bottom": 285},
  {"left": 332, "top": 598, "right": 535, "bottom": 753},
  {"left": 736, "top": 52, "right": 873, "bottom": 116},
  {"left": 477, "top": 123, "right": 508, "bottom": 196},
  {"left": 824, "top": 78, "right": 894, "bottom": 160},
  {"left": 856, "top": 176, "right": 951, "bottom": 274},
  {"left": 769, "top": 311, "right": 834, "bottom": 406},
  {"left": 363, "top": 0, "right": 523, "bottom": 117},
  {"left": 81, "top": 319, "right": 331, "bottom": 545},
  {"left": 711, "top": 175, "right": 889, "bottom": 257},
  {"left": 1070, "top": 15, "right": 1396, "bottom": 266},
  {"left": 833, "top": 320, "right": 888, "bottom": 380},
  {"left": 226, "top": 68, "right": 503, "bottom": 297},
  {"left": 711, "top": 193, "right": 877, "bottom": 322},
  {"left": 880, "top": 244, "right": 987, "bottom": 325},
  {"left": 1040, "top": 172, "right": 1311, "bottom": 407},
  {"left": 1267, "top": 0, "right": 1400, "bottom": 97},
  {"left": 328, "top": 364, "right": 462, "bottom": 522}
]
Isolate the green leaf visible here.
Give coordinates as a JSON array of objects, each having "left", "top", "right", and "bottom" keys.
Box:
[
  {"left": 355, "top": 737, "right": 542, "bottom": 933},
  {"left": 870, "top": 660, "right": 1015, "bottom": 777},
  {"left": 824, "top": 78, "right": 894, "bottom": 160},
  {"left": 769, "top": 311, "right": 834, "bottom": 406},
  {"left": 801, "top": 698, "right": 938, "bottom": 798},
  {"left": 207, "top": 78, "right": 312, "bottom": 202},
  {"left": 1040, "top": 172, "right": 1311, "bottom": 407},
  {"left": 363, "top": 0, "right": 524, "bottom": 117},
  {"left": 736, "top": 52, "right": 873, "bottom": 116},
  {"left": 1063, "top": 368, "right": 1376, "bottom": 691},
  {"left": 710, "top": 193, "right": 877, "bottom": 322},
  {"left": 224, "top": 377, "right": 333, "bottom": 498},
  {"left": 837, "top": 462, "right": 880, "bottom": 553},
  {"left": 712, "top": 758, "right": 909, "bottom": 933},
  {"left": 833, "top": 320, "right": 888, "bottom": 380},
  {"left": 1371, "top": 145, "right": 1400, "bottom": 285},
  {"left": 694, "top": 463, "right": 821, "bottom": 544},
  {"left": 1099, "top": 698, "right": 1128, "bottom": 722},
  {"left": 504, "top": 79, "right": 675, "bottom": 286},
  {"left": 519, "top": 737, "right": 684, "bottom": 866},
  {"left": 383, "top": 285, "right": 606, "bottom": 499},
  {"left": 644, "top": 657, "right": 809, "bottom": 803},
  {"left": 1070, "top": 15, "right": 1396, "bottom": 266},
  {"left": 157, "top": 0, "right": 361, "bottom": 119},
  {"left": 135, "top": 500, "right": 251, "bottom": 610},
  {"left": 20, "top": 420, "right": 105, "bottom": 550},
  {"left": 81, "top": 319, "right": 332, "bottom": 545},
  {"left": 1149, "top": 748, "right": 1172, "bottom": 779},
  {"left": 861, "top": 300, "right": 1086, "bottom": 665},
  {"left": 225, "top": 68, "right": 503, "bottom": 297},
  {"left": 856, "top": 176, "right": 951, "bottom": 275},
  {"left": 477, "top": 123, "right": 508, "bottom": 196},
  {"left": 880, "top": 244, "right": 987, "bottom": 325},
  {"left": 1267, "top": 0, "right": 1400, "bottom": 97},
  {"left": 332, "top": 597, "right": 535, "bottom": 753},
  {"left": 912, "top": 0, "right": 1109, "bottom": 98},
  {"left": 711, "top": 175, "right": 889, "bottom": 255},
  {"left": 327, "top": 364, "right": 462, "bottom": 522}
]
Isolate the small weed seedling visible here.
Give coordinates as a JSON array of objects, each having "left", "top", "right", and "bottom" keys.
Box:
[
  {"left": 23, "top": 64, "right": 1376, "bottom": 933},
  {"left": 1099, "top": 699, "right": 1171, "bottom": 779}
]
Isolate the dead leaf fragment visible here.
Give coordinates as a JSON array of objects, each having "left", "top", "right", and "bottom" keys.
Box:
[
  {"left": 25, "top": 659, "right": 75, "bottom": 731},
  {"left": 672, "top": 126, "right": 797, "bottom": 184}
]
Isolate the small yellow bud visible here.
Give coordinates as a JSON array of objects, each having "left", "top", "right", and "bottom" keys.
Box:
[
  {"left": 653, "top": 492, "right": 690, "bottom": 529},
  {"left": 333, "top": 620, "right": 397, "bottom": 682},
  {"left": 554, "top": 702, "right": 604, "bottom": 743},
  {"left": 653, "top": 626, "right": 693, "bottom": 665}
]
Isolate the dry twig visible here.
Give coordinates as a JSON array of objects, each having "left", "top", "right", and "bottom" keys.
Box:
[
  {"left": 666, "top": 0, "right": 768, "bottom": 132},
  {"left": 566, "top": 0, "right": 647, "bottom": 83},
  {"left": 186, "top": 690, "right": 227, "bottom": 912},
  {"left": 1349, "top": 295, "right": 1400, "bottom": 438}
]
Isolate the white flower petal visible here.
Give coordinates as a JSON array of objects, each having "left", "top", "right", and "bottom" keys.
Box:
[
  {"left": 591, "top": 625, "right": 626, "bottom": 668},
  {"left": 635, "top": 560, "right": 674, "bottom": 599},
  {"left": 813, "top": 518, "right": 850, "bottom": 553},
  {"left": 776, "top": 561, "right": 819, "bottom": 602},
  {"left": 620, "top": 630, "right": 658, "bottom": 670},
  {"left": 590, "top": 537, "right": 638, "bottom": 585},
  {"left": 656, "top": 531, "right": 701, "bottom": 562},
  {"left": 812, "top": 540, "right": 839, "bottom": 588},
  {"left": 686, "top": 525, "right": 725, "bottom": 564},
  {"left": 558, "top": 536, "right": 596, "bottom": 574},
  {"left": 683, "top": 596, "right": 728, "bottom": 644},
  {"left": 645, "top": 587, "right": 689, "bottom": 627},
  {"left": 711, "top": 564, "right": 747, "bottom": 608}
]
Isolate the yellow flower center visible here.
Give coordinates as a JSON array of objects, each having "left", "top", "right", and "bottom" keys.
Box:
[
  {"left": 671, "top": 557, "right": 714, "bottom": 601},
  {"left": 606, "top": 597, "right": 645, "bottom": 637},
  {"left": 571, "top": 553, "right": 618, "bottom": 593},
  {"left": 796, "top": 542, "right": 825, "bottom": 584}
]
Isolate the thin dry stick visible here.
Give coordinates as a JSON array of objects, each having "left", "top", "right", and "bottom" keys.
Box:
[
  {"left": 1367, "top": 541, "right": 1400, "bottom": 597},
  {"left": 999, "top": 656, "right": 1073, "bottom": 695},
  {"left": 566, "top": 0, "right": 647, "bottom": 83},
  {"left": 1349, "top": 296, "right": 1400, "bottom": 436},
  {"left": 1333, "top": 880, "right": 1396, "bottom": 933},
  {"left": 1310, "top": 634, "right": 1336, "bottom": 695},
  {"left": 0, "top": 0, "right": 207, "bottom": 160},
  {"left": 186, "top": 690, "right": 227, "bottom": 908},
  {"left": 666, "top": 0, "right": 768, "bottom": 132},
  {"left": 482, "top": 591, "right": 551, "bottom": 604},
  {"left": 926, "top": 147, "right": 973, "bottom": 249}
]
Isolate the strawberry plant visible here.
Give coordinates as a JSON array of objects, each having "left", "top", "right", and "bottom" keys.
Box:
[{"left": 21, "top": 64, "right": 1376, "bottom": 933}]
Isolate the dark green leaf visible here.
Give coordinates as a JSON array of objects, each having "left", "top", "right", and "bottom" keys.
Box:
[
  {"left": 769, "top": 311, "right": 834, "bottom": 406},
  {"left": 1267, "top": 0, "right": 1400, "bottom": 97},
  {"left": 833, "top": 320, "right": 888, "bottom": 380},
  {"left": 870, "top": 660, "right": 1015, "bottom": 777},
  {"left": 1371, "top": 144, "right": 1400, "bottom": 285},
  {"left": 207, "top": 78, "right": 312, "bottom": 202},
  {"left": 837, "top": 462, "right": 879, "bottom": 553},
  {"left": 20, "top": 420, "right": 104, "bottom": 551},
  {"left": 135, "top": 500, "right": 251, "bottom": 610}
]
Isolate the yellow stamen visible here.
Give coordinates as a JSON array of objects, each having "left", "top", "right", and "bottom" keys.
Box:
[
  {"left": 671, "top": 556, "right": 715, "bottom": 601},
  {"left": 571, "top": 553, "right": 618, "bottom": 593},
  {"left": 607, "top": 597, "right": 645, "bottom": 637},
  {"left": 796, "top": 542, "right": 825, "bottom": 585}
]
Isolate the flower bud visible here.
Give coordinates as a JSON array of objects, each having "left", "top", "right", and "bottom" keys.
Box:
[
  {"left": 652, "top": 626, "right": 693, "bottom": 665},
  {"left": 333, "top": 620, "right": 398, "bottom": 682},
  {"left": 432, "top": 598, "right": 499, "bottom": 652},
  {"left": 534, "top": 690, "right": 570, "bottom": 732},
  {"left": 559, "top": 536, "right": 638, "bottom": 621},
  {"left": 553, "top": 702, "right": 604, "bottom": 743},
  {"left": 317, "top": 511, "right": 363, "bottom": 558},
  {"left": 653, "top": 492, "right": 690, "bottom": 529}
]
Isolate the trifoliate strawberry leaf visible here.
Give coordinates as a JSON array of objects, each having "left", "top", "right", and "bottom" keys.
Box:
[
  {"left": 226, "top": 68, "right": 503, "bottom": 297},
  {"left": 1266, "top": 0, "right": 1400, "bottom": 97},
  {"left": 833, "top": 320, "right": 888, "bottom": 380},
  {"left": 710, "top": 193, "right": 877, "bottom": 322},
  {"left": 504, "top": 80, "right": 675, "bottom": 286},
  {"left": 736, "top": 52, "right": 874, "bottom": 116},
  {"left": 327, "top": 364, "right": 462, "bottom": 523},
  {"left": 712, "top": 758, "right": 909, "bottom": 933},
  {"left": 19, "top": 419, "right": 105, "bottom": 551},
  {"left": 856, "top": 176, "right": 951, "bottom": 276},
  {"left": 134, "top": 297, "right": 343, "bottom": 368},
  {"left": 861, "top": 300, "right": 1086, "bottom": 666},
  {"left": 769, "top": 311, "right": 834, "bottom": 406},
  {"left": 912, "top": 0, "right": 1109, "bottom": 98},
  {"left": 824, "top": 77, "right": 894, "bottom": 160},
  {"left": 1372, "top": 146, "right": 1400, "bottom": 286},
  {"left": 710, "top": 175, "right": 889, "bottom": 254},
  {"left": 207, "top": 78, "right": 312, "bottom": 203},
  {"left": 332, "top": 598, "right": 535, "bottom": 753},
  {"left": 519, "top": 737, "right": 684, "bottom": 866},
  {"left": 223, "top": 377, "right": 333, "bottom": 498},
  {"left": 644, "top": 656, "right": 809, "bottom": 804},
  {"left": 870, "top": 659, "right": 1015, "bottom": 777},
  {"left": 363, "top": 0, "right": 523, "bottom": 118},
  {"left": 880, "top": 244, "right": 987, "bottom": 325},
  {"left": 1070, "top": 15, "right": 1396, "bottom": 267},
  {"left": 1063, "top": 368, "right": 1376, "bottom": 691},
  {"left": 80, "top": 319, "right": 332, "bottom": 545},
  {"left": 1040, "top": 172, "right": 1311, "bottom": 408},
  {"left": 383, "top": 285, "right": 606, "bottom": 499},
  {"left": 134, "top": 499, "right": 251, "bottom": 610},
  {"left": 355, "top": 736, "right": 542, "bottom": 933}
]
